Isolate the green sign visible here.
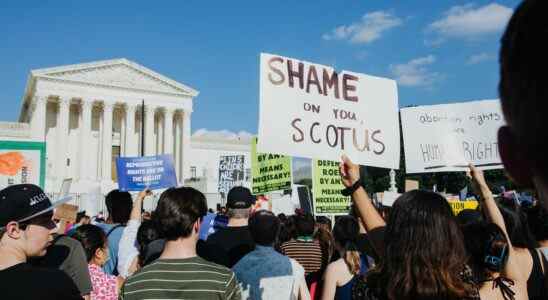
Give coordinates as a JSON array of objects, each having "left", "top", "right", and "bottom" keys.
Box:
[
  {"left": 251, "top": 137, "right": 292, "bottom": 194},
  {"left": 0, "top": 140, "right": 46, "bottom": 189},
  {"left": 312, "top": 159, "right": 350, "bottom": 215}
]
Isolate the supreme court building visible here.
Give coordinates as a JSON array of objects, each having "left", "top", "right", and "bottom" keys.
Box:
[{"left": 17, "top": 58, "right": 198, "bottom": 195}]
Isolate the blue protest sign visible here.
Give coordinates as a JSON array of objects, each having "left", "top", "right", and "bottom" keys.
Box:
[{"left": 116, "top": 155, "right": 177, "bottom": 191}]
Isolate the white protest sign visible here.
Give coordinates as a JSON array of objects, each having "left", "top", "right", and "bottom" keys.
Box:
[
  {"left": 401, "top": 99, "right": 504, "bottom": 173},
  {"left": 258, "top": 53, "right": 400, "bottom": 169}
]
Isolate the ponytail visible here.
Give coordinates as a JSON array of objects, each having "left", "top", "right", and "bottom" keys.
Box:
[{"left": 343, "top": 241, "right": 361, "bottom": 275}]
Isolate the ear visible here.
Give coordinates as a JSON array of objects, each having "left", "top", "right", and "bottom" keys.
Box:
[
  {"left": 4, "top": 221, "right": 23, "bottom": 239},
  {"left": 498, "top": 126, "right": 534, "bottom": 187},
  {"left": 194, "top": 219, "right": 201, "bottom": 233}
]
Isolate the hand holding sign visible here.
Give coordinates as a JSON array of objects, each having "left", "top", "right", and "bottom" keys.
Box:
[
  {"left": 467, "top": 164, "right": 492, "bottom": 201},
  {"left": 339, "top": 155, "right": 360, "bottom": 188}
]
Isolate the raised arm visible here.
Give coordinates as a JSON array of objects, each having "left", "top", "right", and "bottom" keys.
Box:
[
  {"left": 339, "top": 155, "right": 386, "bottom": 232},
  {"left": 130, "top": 189, "right": 152, "bottom": 221}
]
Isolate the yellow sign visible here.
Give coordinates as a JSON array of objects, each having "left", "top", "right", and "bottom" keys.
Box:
[{"left": 447, "top": 200, "right": 479, "bottom": 215}]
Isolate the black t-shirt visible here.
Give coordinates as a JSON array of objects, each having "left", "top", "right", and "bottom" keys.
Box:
[
  {"left": 0, "top": 263, "right": 83, "bottom": 300},
  {"left": 205, "top": 226, "right": 255, "bottom": 268}
]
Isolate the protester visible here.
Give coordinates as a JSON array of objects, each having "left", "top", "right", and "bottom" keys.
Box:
[
  {"left": 321, "top": 216, "right": 371, "bottom": 300},
  {"left": 280, "top": 212, "right": 324, "bottom": 288},
  {"left": 339, "top": 155, "right": 480, "bottom": 299},
  {"left": 498, "top": 0, "right": 548, "bottom": 212},
  {"left": 96, "top": 189, "right": 133, "bottom": 275},
  {"left": 496, "top": 196, "right": 546, "bottom": 299},
  {"left": 72, "top": 224, "right": 123, "bottom": 300},
  {"left": 0, "top": 184, "right": 82, "bottom": 299},
  {"left": 117, "top": 189, "right": 153, "bottom": 278},
  {"left": 206, "top": 186, "right": 255, "bottom": 268},
  {"left": 526, "top": 204, "right": 548, "bottom": 261},
  {"left": 120, "top": 187, "right": 241, "bottom": 300},
  {"left": 464, "top": 165, "right": 528, "bottom": 299},
  {"left": 349, "top": 204, "right": 377, "bottom": 262},
  {"left": 33, "top": 229, "right": 93, "bottom": 298},
  {"left": 233, "top": 210, "right": 310, "bottom": 300},
  {"left": 315, "top": 222, "right": 335, "bottom": 268}
]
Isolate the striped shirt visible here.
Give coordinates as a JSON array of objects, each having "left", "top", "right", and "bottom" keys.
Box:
[
  {"left": 120, "top": 256, "right": 241, "bottom": 300},
  {"left": 280, "top": 240, "right": 323, "bottom": 275}
]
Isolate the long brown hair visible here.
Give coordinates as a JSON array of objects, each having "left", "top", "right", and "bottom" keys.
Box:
[
  {"left": 333, "top": 216, "right": 362, "bottom": 275},
  {"left": 366, "top": 190, "right": 476, "bottom": 300}
]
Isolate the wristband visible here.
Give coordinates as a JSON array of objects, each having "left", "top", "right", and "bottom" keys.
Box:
[{"left": 341, "top": 179, "right": 361, "bottom": 196}]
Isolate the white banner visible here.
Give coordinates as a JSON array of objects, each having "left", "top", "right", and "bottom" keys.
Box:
[
  {"left": 258, "top": 53, "right": 400, "bottom": 169},
  {"left": 401, "top": 99, "right": 504, "bottom": 173}
]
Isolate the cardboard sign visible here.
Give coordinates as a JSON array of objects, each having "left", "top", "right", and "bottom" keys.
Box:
[
  {"left": 448, "top": 200, "right": 479, "bottom": 215},
  {"left": 405, "top": 180, "right": 419, "bottom": 192},
  {"left": 218, "top": 155, "right": 245, "bottom": 194},
  {"left": 54, "top": 203, "right": 78, "bottom": 223},
  {"left": 258, "top": 53, "right": 400, "bottom": 169},
  {"left": 312, "top": 159, "right": 350, "bottom": 215},
  {"left": 116, "top": 155, "right": 177, "bottom": 191},
  {"left": 0, "top": 141, "right": 46, "bottom": 189},
  {"left": 401, "top": 100, "right": 504, "bottom": 173},
  {"left": 251, "top": 137, "right": 292, "bottom": 194}
]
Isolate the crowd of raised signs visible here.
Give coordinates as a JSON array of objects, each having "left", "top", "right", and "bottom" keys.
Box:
[{"left": 2, "top": 1, "right": 548, "bottom": 300}]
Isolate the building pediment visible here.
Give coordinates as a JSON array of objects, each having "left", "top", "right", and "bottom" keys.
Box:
[{"left": 31, "top": 58, "right": 198, "bottom": 97}]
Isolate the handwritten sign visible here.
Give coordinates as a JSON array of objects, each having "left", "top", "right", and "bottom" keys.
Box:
[
  {"left": 251, "top": 137, "right": 292, "bottom": 194},
  {"left": 218, "top": 155, "right": 245, "bottom": 194},
  {"left": 312, "top": 159, "right": 350, "bottom": 215},
  {"left": 401, "top": 100, "right": 504, "bottom": 173},
  {"left": 258, "top": 53, "right": 400, "bottom": 169},
  {"left": 116, "top": 155, "right": 177, "bottom": 191}
]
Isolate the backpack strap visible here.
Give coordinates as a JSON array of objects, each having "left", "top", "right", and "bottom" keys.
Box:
[{"left": 106, "top": 224, "right": 126, "bottom": 238}]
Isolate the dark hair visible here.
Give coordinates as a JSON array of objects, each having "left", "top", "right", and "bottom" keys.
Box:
[
  {"left": 526, "top": 204, "right": 548, "bottom": 241},
  {"left": 295, "top": 213, "right": 315, "bottom": 236},
  {"left": 333, "top": 216, "right": 361, "bottom": 275},
  {"left": 249, "top": 211, "right": 280, "bottom": 246},
  {"left": 137, "top": 220, "right": 161, "bottom": 266},
  {"left": 499, "top": 0, "right": 548, "bottom": 178},
  {"left": 153, "top": 187, "right": 207, "bottom": 241},
  {"left": 76, "top": 211, "right": 87, "bottom": 223},
  {"left": 105, "top": 190, "right": 133, "bottom": 224},
  {"left": 366, "top": 190, "right": 475, "bottom": 300},
  {"left": 462, "top": 222, "right": 509, "bottom": 283},
  {"left": 276, "top": 215, "right": 296, "bottom": 250},
  {"left": 497, "top": 199, "right": 538, "bottom": 248},
  {"left": 71, "top": 224, "right": 107, "bottom": 262},
  {"left": 456, "top": 209, "right": 484, "bottom": 227}
]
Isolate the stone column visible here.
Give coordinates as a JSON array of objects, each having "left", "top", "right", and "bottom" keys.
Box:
[
  {"left": 144, "top": 105, "right": 156, "bottom": 156},
  {"left": 102, "top": 102, "right": 114, "bottom": 181},
  {"left": 30, "top": 95, "right": 47, "bottom": 140},
  {"left": 164, "top": 108, "right": 175, "bottom": 155},
  {"left": 125, "top": 105, "right": 138, "bottom": 157},
  {"left": 174, "top": 112, "right": 182, "bottom": 182},
  {"left": 57, "top": 97, "right": 71, "bottom": 180},
  {"left": 79, "top": 101, "right": 93, "bottom": 180},
  {"left": 181, "top": 110, "right": 192, "bottom": 182}
]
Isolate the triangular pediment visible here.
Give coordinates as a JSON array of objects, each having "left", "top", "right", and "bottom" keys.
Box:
[{"left": 31, "top": 58, "right": 198, "bottom": 96}]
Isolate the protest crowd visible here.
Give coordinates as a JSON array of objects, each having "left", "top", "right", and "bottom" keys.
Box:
[{"left": 2, "top": 1, "right": 548, "bottom": 300}]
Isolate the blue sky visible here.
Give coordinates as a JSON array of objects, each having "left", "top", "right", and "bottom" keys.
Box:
[{"left": 0, "top": 0, "right": 520, "bottom": 137}]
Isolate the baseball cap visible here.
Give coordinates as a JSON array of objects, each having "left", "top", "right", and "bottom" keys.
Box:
[
  {"left": 226, "top": 186, "right": 255, "bottom": 209},
  {"left": 0, "top": 184, "right": 71, "bottom": 229}
]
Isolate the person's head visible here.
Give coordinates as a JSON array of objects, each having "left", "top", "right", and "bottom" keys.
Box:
[
  {"left": 456, "top": 209, "right": 484, "bottom": 228},
  {"left": 153, "top": 187, "right": 207, "bottom": 242},
  {"left": 105, "top": 189, "right": 132, "bottom": 224},
  {"left": 526, "top": 204, "right": 548, "bottom": 243},
  {"left": 333, "top": 216, "right": 361, "bottom": 275},
  {"left": 366, "top": 190, "right": 475, "bottom": 299},
  {"left": 295, "top": 212, "right": 315, "bottom": 237},
  {"left": 462, "top": 222, "right": 509, "bottom": 282},
  {"left": 0, "top": 184, "right": 58, "bottom": 258},
  {"left": 136, "top": 220, "right": 161, "bottom": 266},
  {"left": 499, "top": 0, "right": 548, "bottom": 210},
  {"left": 226, "top": 186, "right": 254, "bottom": 220},
  {"left": 75, "top": 211, "right": 86, "bottom": 224},
  {"left": 316, "top": 216, "right": 332, "bottom": 232},
  {"left": 498, "top": 199, "right": 538, "bottom": 248},
  {"left": 71, "top": 224, "right": 109, "bottom": 266},
  {"left": 249, "top": 210, "right": 280, "bottom": 246}
]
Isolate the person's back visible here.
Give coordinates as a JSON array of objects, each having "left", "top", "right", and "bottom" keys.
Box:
[
  {"left": 280, "top": 213, "right": 323, "bottom": 276},
  {"left": 233, "top": 211, "right": 309, "bottom": 300},
  {"left": 122, "top": 256, "right": 239, "bottom": 300}
]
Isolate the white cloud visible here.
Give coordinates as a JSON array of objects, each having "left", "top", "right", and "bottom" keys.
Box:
[
  {"left": 389, "top": 55, "right": 441, "bottom": 87},
  {"left": 193, "top": 129, "right": 254, "bottom": 141},
  {"left": 466, "top": 52, "right": 496, "bottom": 64},
  {"left": 323, "top": 11, "right": 402, "bottom": 44},
  {"left": 428, "top": 3, "right": 513, "bottom": 39}
]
